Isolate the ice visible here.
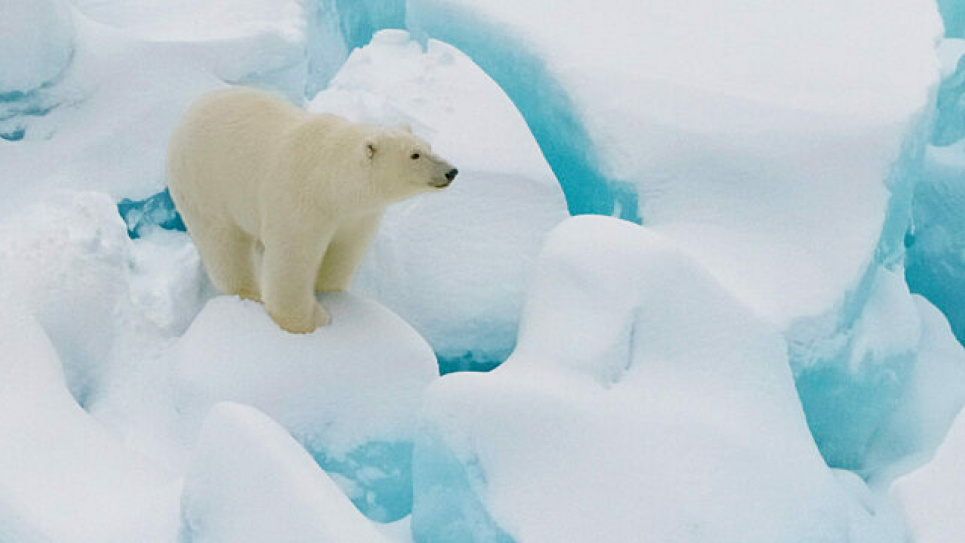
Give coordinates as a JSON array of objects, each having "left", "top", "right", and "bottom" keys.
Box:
[
  {"left": 792, "top": 268, "right": 923, "bottom": 470},
  {"left": 0, "top": 311, "right": 178, "bottom": 543},
  {"left": 940, "top": 0, "right": 965, "bottom": 38},
  {"left": 865, "top": 296, "right": 965, "bottom": 477},
  {"left": 117, "top": 189, "right": 186, "bottom": 240},
  {"left": 412, "top": 215, "right": 901, "bottom": 542},
  {"left": 170, "top": 293, "right": 438, "bottom": 521},
  {"left": 892, "top": 407, "right": 965, "bottom": 543},
  {"left": 309, "top": 30, "right": 568, "bottom": 370},
  {"left": 907, "top": 41, "right": 965, "bottom": 346},
  {"left": 408, "top": 0, "right": 944, "bottom": 469},
  {"left": 180, "top": 402, "right": 389, "bottom": 543},
  {"left": 0, "top": 0, "right": 74, "bottom": 94}
]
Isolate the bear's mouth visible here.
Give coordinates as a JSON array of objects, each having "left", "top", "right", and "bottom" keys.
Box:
[{"left": 429, "top": 178, "right": 452, "bottom": 189}]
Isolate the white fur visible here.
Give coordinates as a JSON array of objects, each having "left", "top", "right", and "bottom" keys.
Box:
[{"left": 167, "top": 88, "right": 455, "bottom": 333}]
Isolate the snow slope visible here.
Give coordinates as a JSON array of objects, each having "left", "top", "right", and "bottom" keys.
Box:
[{"left": 412, "top": 216, "right": 903, "bottom": 543}]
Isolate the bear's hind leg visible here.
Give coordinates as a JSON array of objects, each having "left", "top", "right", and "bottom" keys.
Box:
[{"left": 194, "top": 225, "right": 261, "bottom": 302}]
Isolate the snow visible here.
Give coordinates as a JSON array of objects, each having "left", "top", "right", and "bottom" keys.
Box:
[
  {"left": 310, "top": 30, "right": 568, "bottom": 369},
  {"left": 0, "top": 192, "right": 133, "bottom": 404},
  {"left": 0, "top": 0, "right": 75, "bottom": 94},
  {"left": 406, "top": 0, "right": 945, "bottom": 468},
  {"left": 892, "top": 408, "right": 965, "bottom": 543},
  {"left": 0, "top": 311, "right": 178, "bottom": 543},
  {"left": 0, "top": 0, "right": 309, "bottom": 211},
  {"left": 0, "top": 1, "right": 962, "bottom": 541},
  {"left": 180, "top": 402, "right": 389, "bottom": 543},
  {"left": 412, "top": 215, "right": 902, "bottom": 543},
  {"left": 171, "top": 293, "right": 438, "bottom": 521}
]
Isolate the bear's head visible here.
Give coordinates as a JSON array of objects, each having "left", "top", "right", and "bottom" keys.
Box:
[{"left": 364, "top": 127, "right": 458, "bottom": 203}]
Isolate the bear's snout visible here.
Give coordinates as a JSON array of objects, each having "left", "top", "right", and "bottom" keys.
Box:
[{"left": 430, "top": 164, "right": 458, "bottom": 188}]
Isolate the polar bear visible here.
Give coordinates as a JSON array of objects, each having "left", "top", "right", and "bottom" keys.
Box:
[{"left": 166, "top": 88, "right": 458, "bottom": 333}]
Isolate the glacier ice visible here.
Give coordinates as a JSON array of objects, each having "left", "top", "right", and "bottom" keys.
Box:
[
  {"left": 180, "top": 402, "right": 389, "bottom": 543},
  {"left": 892, "top": 408, "right": 965, "bottom": 542},
  {"left": 309, "top": 30, "right": 568, "bottom": 371},
  {"left": 412, "top": 215, "right": 902, "bottom": 543},
  {"left": 170, "top": 294, "right": 438, "bottom": 521}
]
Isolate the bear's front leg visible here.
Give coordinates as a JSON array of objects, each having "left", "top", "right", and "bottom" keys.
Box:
[{"left": 261, "top": 230, "right": 334, "bottom": 333}]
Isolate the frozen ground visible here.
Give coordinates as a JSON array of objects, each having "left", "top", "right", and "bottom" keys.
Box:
[{"left": 0, "top": 0, "right": 964, "bottom": 542}]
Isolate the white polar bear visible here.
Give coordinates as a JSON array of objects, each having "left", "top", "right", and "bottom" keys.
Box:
[{"left": 166, "top": 88, "right": 457, "bottom": 333}]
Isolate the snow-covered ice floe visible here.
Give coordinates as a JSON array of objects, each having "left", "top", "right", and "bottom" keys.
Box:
[
  {"left": 412, "top": 215, "right": 904, "bottom": 543},
  {"left": 409, "top": 0, "right": 948, "bottom": 470},
  {"left": 170, "top": 293, "right": 438, "bottom": 522}
]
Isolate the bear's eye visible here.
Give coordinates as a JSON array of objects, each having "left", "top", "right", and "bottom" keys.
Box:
[{"left": 411, "top": 153, "right": 420, "bottom": 160}]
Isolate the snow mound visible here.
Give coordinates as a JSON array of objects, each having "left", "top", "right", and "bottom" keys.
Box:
[
  {"left": 171, "top": 293, "right": 438, "bottom": 521},
  {"left": 412, "top": 215, "right": 900, "bottom": 543},
  {"left": 180, "top": 402, "right": 388, "bottom": 543},
  {"left": 0, "top": 0, "right": 74, "bottom": 94},
  {"left": 0, "top": 191, "right": 132, "bottom": 404},
  {"left": 892, "top": 407, "right": 965, "bottom": 543},
  {"left": 0, "top": 312, "right": 177, "bottom": 543},
  {"left": 310, "top": 30, "right": 568, "bottom": 370}
]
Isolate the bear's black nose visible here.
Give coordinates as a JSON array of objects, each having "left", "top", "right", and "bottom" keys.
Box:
[{"left": 445, "top": 168, "right": 458, "bottom": 182}]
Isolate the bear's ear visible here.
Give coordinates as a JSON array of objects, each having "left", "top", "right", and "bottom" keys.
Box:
[
  {"left": 365, "top": 140, "right": 377, "bottom": 159},
  {"left": 399, "top": 124, "right": 413, "bottom": 134}
]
